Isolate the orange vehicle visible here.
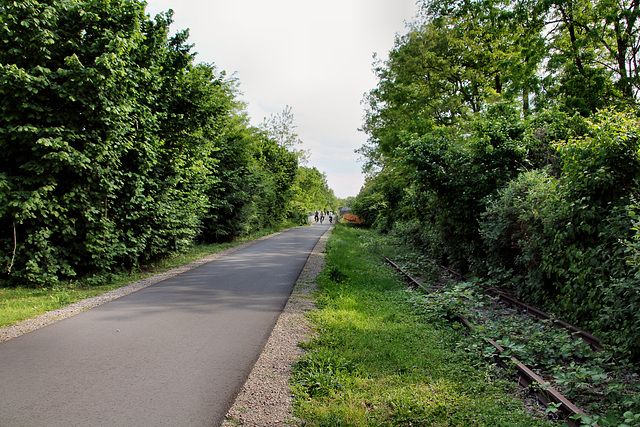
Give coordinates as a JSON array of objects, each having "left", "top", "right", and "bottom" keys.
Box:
[{"left": 342, "top": 214, "right": 362, "bottom": 224}]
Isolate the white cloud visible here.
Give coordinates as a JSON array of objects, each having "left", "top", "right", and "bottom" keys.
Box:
[{"left": 145, "top": 0, "right": 419, "bottom": 198}]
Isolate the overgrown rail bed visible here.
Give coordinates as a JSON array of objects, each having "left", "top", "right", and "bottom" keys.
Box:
[
  {"left": 386, "top": 257, "right": 590, "bottom": 425},
  {"left": 384, "top": 256, "right": 640, "bottom": 426},
  {"left": 292, "top": 224, "right": 556, "bottom": 426}
]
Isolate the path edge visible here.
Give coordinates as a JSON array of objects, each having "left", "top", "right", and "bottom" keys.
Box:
[
  {"left": 0, "top": 227, "right": 296, "bottom": 343},
  {"left": 221, "top": 225, "right": 333, "bottom": 426}
]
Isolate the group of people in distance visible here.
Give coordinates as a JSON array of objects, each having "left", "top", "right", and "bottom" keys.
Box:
[{"left": 313, "top": 210, "right": 333, "bottom": 224}]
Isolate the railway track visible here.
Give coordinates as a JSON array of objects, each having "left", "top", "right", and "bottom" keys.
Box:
[
  {"left": 482, "top": 287, "right": 603, "bottom": 352},
  {"left": 383, "top": 256, "right": 597, "bottom": 426},
  {"left": 385, "top": 257, "right": 603, "bottom": 351}
]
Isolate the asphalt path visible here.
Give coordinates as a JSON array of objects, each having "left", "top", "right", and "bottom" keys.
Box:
[{"left": 0, "top": 223, "right": 331, "bottom": 426}]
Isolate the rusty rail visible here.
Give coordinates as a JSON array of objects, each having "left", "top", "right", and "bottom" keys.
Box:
[
  {"left": 383, "top": 257, "right": 430, "bottom": 292},
  {"left": 456, "top": 315, "right": 590, "bottom": 425},
  {"left": 384, "top": 257, "right": 596, "bottom": 426},
  {"left": 402, "top": 257, "right": 603, "bottom": 351},
  {"left": 487, "top": 338, "right": 590, "bottom": 426},
  {"left": 483, "top": 287, "right": 603, "bottom": 351}
]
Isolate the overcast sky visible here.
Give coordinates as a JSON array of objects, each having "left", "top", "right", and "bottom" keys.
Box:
[{"left": 145, "top": 0, "right": 419, "bottom": 199}]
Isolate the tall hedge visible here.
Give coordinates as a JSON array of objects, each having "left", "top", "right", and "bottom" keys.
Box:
[{"left": 0, "top": 0, "right": 298, "bottom": 287}]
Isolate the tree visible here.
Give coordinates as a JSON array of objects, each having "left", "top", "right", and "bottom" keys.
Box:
[
  {"left": 259, "top": 105, "right": 309, "bottom": 163},
  {"left": 0, "top": 0, "right": 331, "bottom": 287},
  {"left": 545, "top": 0, "right": 640, "bottom": 102},
  {"left": 355, "top": 0, "right": 640, "bottom": 363},
  {"left": 290, "top": 166, "right": 338, "bottom": 214},
  {"left": 1, "top": 1, "right": 236, "bottom": 284},
  {"left": 1, "top": 0, "right": 157, "bottom": 284}
]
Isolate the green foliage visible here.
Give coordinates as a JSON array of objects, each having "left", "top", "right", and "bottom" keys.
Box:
[
  {"left": 0, "top": 1, "right": 213, "bottom": 284},
  {"left": 200, "top": 116, "right": 301, "bottom": 242},
  {"left": 0, "top": 0, "right": 304, "bottom": 287},
  {"left": 479, "top": 109, "right": 640, "bottom": 361},
  {"left": 406, "top": 271, "right": 640, "bottom": 425},
  {"left": 351, "top": 169, "right": 409, "bottom": 231},
  {"left": 292, "top": 225, "right": 552, "bottom": 426},
  {"left": 254, "top": 135, "right": 299, "bottom": 224},
  {"left": 290, "top": 166, "right": 338, "bottom": 217},
  {"left": 538, "top": 110, "right": 640, "bottom": 352},
  {"left": 359, "top": 13, "right": 640, "bottom": 361},
  {"left": 540, "top": 0, "right": 638, "bottom": 109},
  {"left": 481, "top": 168, "right": 560, "bottom": 298},
  {"left": 401, "top": 104, "right": 530, "bottom": 271},
  {"left": 556, "top": 109, "right": 640, "bottom": 200}
]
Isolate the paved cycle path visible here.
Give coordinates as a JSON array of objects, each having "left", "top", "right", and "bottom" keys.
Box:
[{"left": 0, "top": 223, "right": 331, "bottom": 426}]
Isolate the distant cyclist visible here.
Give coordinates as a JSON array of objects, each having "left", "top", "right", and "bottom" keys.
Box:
[
  {"left": 320, "top": 212, "right": 325, "bottom": 223},
  {"left": 314, "top": 211, "right": 319, "bottom": 223},
  {"left": 329, "top": 211, "right": 333, "bottom": 223}
]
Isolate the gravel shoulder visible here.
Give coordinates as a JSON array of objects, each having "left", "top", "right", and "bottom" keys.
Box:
[{"left": 221, "top": 225, "right": 330, "bottom": 426}]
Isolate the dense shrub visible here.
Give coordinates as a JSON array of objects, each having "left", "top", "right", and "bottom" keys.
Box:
[
  {"left": 351, "top": 173, "right": 394, "bottom": 230},
  {"left": 356, "top": 0, "right": 640, "bottom": 364},
  {"left": 0, "top": 0, "right": 301, "bottom": 286},
  {"left": 403, "top": 104, "right": 529, "bottom": 271},
  {"left": 360, "top": 106, "right": 640, "bottom": 360},
  {"left": 480, "top": 109, "right": 640, "bottom": 360},
  {"left": 480, "top": 168, "right": 560, "bottom": 298}
]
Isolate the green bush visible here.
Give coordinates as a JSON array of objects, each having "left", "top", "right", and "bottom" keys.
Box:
[
  {"left": 403, "top": 104, "right": 530, "bottom": 272},
  {"left": 481, "top": 168, "right": 560, "bottom": 300},
  {"left": 0, "top": 1, "right": 301, "bottom": 287},
  {"left": 480, "top": 109, "right": 640, "bottom": 361}
]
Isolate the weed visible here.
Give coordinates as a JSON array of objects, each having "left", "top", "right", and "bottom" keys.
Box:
[
  {"left": 404, "top": 245, "right": 640, "bottom": 425},
  {"left": 292, "top": 224, "right": 553, "bottom": 426},
  {"left": 292, "top": 348, "right": 358, "bottom": 398}
]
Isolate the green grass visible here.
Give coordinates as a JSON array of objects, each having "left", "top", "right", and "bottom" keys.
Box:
[
  {"left": 292, "top": 224, "right": 555, "bottom": 426},
  {"left": 0, "top": 221, "right": 301, "bottom": 328}
]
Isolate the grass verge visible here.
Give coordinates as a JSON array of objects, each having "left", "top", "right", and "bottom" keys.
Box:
[
  {"left": 291, "top": 224, "right": 555, "bottom": 426},
  {"left": 0, "top": 221, "right": 301, "bottom": 328}
]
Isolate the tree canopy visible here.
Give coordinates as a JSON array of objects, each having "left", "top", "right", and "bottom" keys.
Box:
[
  {"left": 354, "top": 0, "right": 640, "bottom": 362},
  {"left": 0, "top": 0, "right": 334, "bottom": 287}
]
